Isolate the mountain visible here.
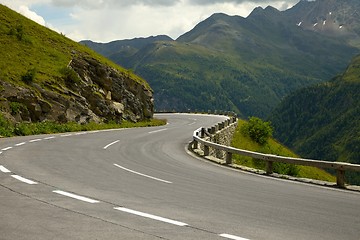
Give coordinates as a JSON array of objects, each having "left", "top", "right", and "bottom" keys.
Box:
[
  {"left": 81, "top": 35, "right": 173, "bottom": 69},
  {"left": 0, "top": 4, "right": 153, "bottom": 125},
  {"left": 81, "top": 0, "right": 360, "bottom": 118},
  {"left": 284, "top": 0, "right": 360, "bottom": 47},
  {"left": 269, "top": 54, "right": 360, "bottom": 184}
]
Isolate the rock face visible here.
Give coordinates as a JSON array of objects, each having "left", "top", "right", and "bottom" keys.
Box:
[{"left": 0, "top": 55, "right": 154, "bottom": 124}]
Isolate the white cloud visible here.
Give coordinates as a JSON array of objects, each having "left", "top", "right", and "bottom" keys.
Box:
[
  {"left": 51, "top": 0, "right": 180, "bottom": 8},
  {"left": 18, "top": 5, "right": 46, "bottom": 26},
  {"left": 1, "top": 0, "right": 299, "bottom": 42}
]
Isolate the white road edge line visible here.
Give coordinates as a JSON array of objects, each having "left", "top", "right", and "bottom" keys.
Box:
[
  {"left": 219, "top": 233, "right": 250, "bottom": 240},
  {"left": 0, "top": 165, "right": 11, "bottom": 173},
  {"left": 113, "top": 163, "right": 172, "bottom": 184},
  {"left": 101, "top": 129, "right": 116, "bottom": 132},
  {"left": 44, "top": 136, "right": 55, "bottom": 140},
  {"left": 1, "top": 147, "right": 13, "bottom": 151},
  {"left": 61, "top": 134, "right": 73, "bottom": 137},
  {"left": 148, "top": 128, "right": 167, "bottom": 134},
  {"left": 114, "top": 207, "right": 188, "bottom": 226},
  {"left": 11, "top": 175, "right": 38, "bottom": 185},
  {"left": 75, "top": 132, "right": 87, "bottom": 135},
  {"left": 103, "top": 140, "right": 120, "bottom": 149},
  {"left": 53, "top": 190, "right": 100, "bottom": 203}
]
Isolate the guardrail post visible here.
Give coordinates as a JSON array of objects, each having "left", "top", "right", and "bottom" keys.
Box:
[
  {"left": 193, "top": 140, "right": 198, "bottom": 150},
  {"left": 336, "top": 170, "right": 346, "bottom": 188},
  {"left": 266, "top": 161, "right": 273, "bottom": 175},
  {"left": 226, "top": 152, "right": 232, "bottom": 165},
  {"left": 201, "top": 128, "right": 205, "bottom": 138},
  {"left": 204, "top": 145, "right": 210, "bottom": 156}
]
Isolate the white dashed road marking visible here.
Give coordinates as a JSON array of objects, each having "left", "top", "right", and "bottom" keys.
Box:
[
  {"left": 219, "top": 233, "right": 250, "bottom": 240},
  {"left": 0, "top": 165, "right": 11, "bottom": 173},
  {"left": 29, "top": 139, "right": 42, "bottom": 143},
  {"left": 15, "top": 142, "right": 26, "bottom": 146},
  {"left": 11, "top": 175, "right": 38, "bottom": 185},
  {"left": 114, "top": 163, "right": 172, "bottom": 184},
  {"left": 1, "top": 147, "right": 13, "bottom": 151},
  {"left": 148, "top": 128, "right": 167, "bottom": 134},
  {"left": 103, "top": 140, "right": 120, "bottom": 149},
  {"left": 53, "top": 190, "right": 100, "bottom": 203},
  {"left": 114, "top": 207, "right": 188, "bottom": 226}
]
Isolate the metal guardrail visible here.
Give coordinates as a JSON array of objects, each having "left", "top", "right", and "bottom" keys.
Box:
[{"left": 191, "top": 121, "right": 360, "bottom": 189}]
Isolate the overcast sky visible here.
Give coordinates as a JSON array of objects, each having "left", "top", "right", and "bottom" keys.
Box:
[{"left": 1, "top": 0, "right": 299, "bottom": 43}]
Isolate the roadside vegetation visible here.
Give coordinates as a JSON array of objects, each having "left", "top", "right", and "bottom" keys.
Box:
[
  {"left": 0, "top": 114, "right": 166, "bottom": 137},
  {"left": 232, "top": 118, "right": 336, "bottom": 182}
]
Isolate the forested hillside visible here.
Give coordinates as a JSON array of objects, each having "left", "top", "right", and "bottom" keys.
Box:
[{"left": 269, "top": 54, "right": 360, "bottom": 184}]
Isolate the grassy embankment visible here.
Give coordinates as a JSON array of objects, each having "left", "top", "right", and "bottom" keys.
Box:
[
  {"left": 231, "top": 119, "right": 336, "bottom": 182},
  {"left": 0, "top": 116, "right": 166, "bottom": 137}
]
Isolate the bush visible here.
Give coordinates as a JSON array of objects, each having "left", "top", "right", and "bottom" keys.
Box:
[
  {"left": 9, "top": 102, "right": 27, "bottom": 115},
  {"left": 9, "top": 24, "right": 24, "bottom": 41},
  {"left": 13, "top": 123, "right": 32, "bottom": 136},
  {"left": 21, "top": 68, "right": 36, "bottom": 84},
  {"left": 241, "top": 117, "right": 273, "bottom": 145},
  {"left": 60, "top": 67, "right": 81, "bottom": 85},
  {"left": 0, "top": 114, "right": 13, "bottom": 137}
]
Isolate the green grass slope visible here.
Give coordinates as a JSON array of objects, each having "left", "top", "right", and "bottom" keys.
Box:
[
  {"left": 0, "top": 4, "right": 149, "bottom": 89},
  {"left": 231, "top": 119, "right": 336, "bottom": 182}
]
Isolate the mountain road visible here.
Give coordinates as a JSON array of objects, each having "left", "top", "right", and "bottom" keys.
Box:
[{"left": 0, "top": 113, "right": 359, "bottom": 240}]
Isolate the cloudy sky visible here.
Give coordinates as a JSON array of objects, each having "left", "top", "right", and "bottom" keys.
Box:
[{"left": 1, "top": 0, "right": 299, "bottom": 43}]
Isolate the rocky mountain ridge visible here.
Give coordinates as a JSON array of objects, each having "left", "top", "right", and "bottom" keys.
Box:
[{"left": 285, "top": 0, "right": 360, "bottom": 42}]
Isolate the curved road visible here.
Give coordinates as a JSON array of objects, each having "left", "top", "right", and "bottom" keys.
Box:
[{"left": 0, "top": 113, "right": 359, "bottom": 240}]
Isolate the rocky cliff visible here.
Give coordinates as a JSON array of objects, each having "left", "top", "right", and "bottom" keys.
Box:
[{"left": 0, "top": 54, "right": 153, "bottom": 124}]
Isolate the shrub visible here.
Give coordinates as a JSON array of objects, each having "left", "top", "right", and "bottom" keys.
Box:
[
  {"left": 9, "top": 102, "right": 27, "bottom": 115},
  {"left": 21, "top": 68, "right": 37, "bottom": 84},
  {"left": 241, "top": 117, "right": 273, "bottom": 145},
  {"left": 0, "top": 114, "right": 13, "bottom": 137},
  {"left": 13, "top": 123, "right": 32, "bottom": 136},
  {"left": 9, "top": 24, "right": 24, "bottom": 41},
  {"left": 60, "top": 67, "right": 81, "bottom": 85},
  {"left": 273, "top": 162, "right": 300, "bottom": 177}
]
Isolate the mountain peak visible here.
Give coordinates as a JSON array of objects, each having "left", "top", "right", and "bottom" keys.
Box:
[{"left": 248, "top": 5, "right": 281, "bottom": 20}]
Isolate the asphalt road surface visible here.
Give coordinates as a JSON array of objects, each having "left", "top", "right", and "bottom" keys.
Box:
[{"left": 0, "top": 113, "right": 359, "bottom": 240}]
